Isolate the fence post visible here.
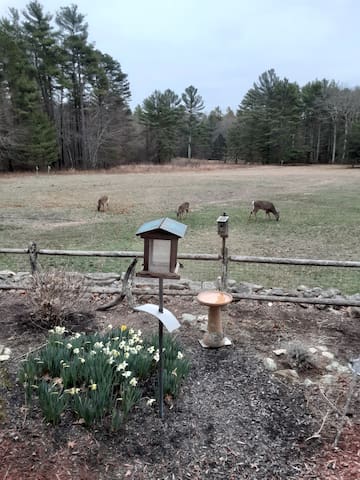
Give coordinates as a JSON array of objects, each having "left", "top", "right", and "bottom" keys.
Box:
[
  {"left": 221, "top": 237, "right": 229, "bottom": 290},
  {"left": 28, "top": 241, "right": 38, "bottom": 274}
]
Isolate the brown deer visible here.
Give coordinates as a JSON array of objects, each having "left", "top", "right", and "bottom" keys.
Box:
[
  {"left": 249, "top": 200, "right": 279, "bottom": 221},
  {"left": 97, "top": 195, "right": 109, "bottom": 212},
  {"left": 177, "top": 202, "right": 190, "bottom": 220}
]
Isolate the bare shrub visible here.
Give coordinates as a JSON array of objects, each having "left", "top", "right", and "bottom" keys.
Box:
[
  {"left": 26, "top": 269, "right": 92, "bottom": 329},
  {"left": 283, "top": 340, "right": 316, "bottom": 372}
]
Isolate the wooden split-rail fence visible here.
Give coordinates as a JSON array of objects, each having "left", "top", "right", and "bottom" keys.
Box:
[{"left": 0, "top": 241, "right": 360, "bottom": 308}]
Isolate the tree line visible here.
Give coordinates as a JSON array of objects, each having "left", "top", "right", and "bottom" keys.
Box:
[{"left": 1, "top": 1, "right": 360, "bottom": 171}]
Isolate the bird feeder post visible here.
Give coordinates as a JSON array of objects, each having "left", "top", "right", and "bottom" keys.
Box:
[
  {"left": 158, "top": 277, "right": 164, "bottom": 418},
  {"left": 135, "top": 217, "right": 187, "bottom": 418}
]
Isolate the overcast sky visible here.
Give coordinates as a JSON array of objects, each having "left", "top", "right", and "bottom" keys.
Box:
[{"left": 1, "top": 0, "right": 359, "bottom": 112}]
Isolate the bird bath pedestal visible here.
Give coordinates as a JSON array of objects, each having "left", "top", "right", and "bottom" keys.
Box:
[{"left": 197, "top": 290, "right": 233, "bottom": 348}]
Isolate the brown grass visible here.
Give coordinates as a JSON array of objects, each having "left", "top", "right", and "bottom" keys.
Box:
[{"left": 0, "top": 163, "right": 359, "bottom": 291}]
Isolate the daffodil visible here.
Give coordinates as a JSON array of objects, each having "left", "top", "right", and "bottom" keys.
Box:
[
  {"left": 55, "top": 326, "right": 66, "bottom": 335},
  {"left": 121, "top": 325, "right": 127, "bottom": 332},
  {"left": 146, "top": 398, "right": 156, "bottom": 406},
  {"left": 65, "top": 387, "right": 80, "bottom": 395},
  {"left": 129, "top": 377, "right": 138, "bottom": 387},
  {"left": 116, "top": 361, "right": 128, "bottom": 371},
  {"left": 122, "top": 370, "right": 132, "bottom": 378},
  {"left": 89, "top": 383, "right": 97, "bottom": 391},
  {"left": 177, "top": 351, "right": 184, "bottom": 359}
]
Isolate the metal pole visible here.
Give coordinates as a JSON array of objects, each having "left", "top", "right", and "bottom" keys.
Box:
[{"left": 158, "top": 277, "right": 164, "bottom": 418}]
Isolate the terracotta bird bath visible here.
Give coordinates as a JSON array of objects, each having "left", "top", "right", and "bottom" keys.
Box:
[{"left": 197, "top": 290, "right": 233, "bottom": 348}]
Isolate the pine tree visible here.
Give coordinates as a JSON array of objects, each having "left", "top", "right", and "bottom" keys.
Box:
[{"left": 181, "top": 85, "right": 204, "bottom": 159}]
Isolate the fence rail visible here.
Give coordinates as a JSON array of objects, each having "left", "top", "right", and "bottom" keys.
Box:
[
  {"left": 229, "top": 255, "right": 360, "bottom": 268},
  {"left": 0, "top": 243, "right": 359, "bottom": 307}
]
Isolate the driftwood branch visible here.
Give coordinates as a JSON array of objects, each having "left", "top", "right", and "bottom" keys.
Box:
[{"left": 96, "top": 258, "right": 138, "bottom": 311}]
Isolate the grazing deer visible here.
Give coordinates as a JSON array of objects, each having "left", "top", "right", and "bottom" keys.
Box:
[
  {"left": 177, "top": 201, "right": 190, "bottom": 220},
  {"left": 249, "top": 200, "right": 280, "bottom": 221},
  {"left": 97, "top": 195, "right": 109, "bottom": 212}
]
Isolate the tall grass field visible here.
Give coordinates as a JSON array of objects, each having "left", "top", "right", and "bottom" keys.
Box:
[{"left": 0, "top": 164, "right": 359, "bottom": 293}]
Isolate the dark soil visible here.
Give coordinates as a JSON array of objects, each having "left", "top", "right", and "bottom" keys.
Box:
[{"left": 0, "top": 290, "right": 359, "bottom": 479}]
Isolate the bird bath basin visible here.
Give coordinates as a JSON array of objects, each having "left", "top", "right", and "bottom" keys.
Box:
[{"left": 197, "top": 290, "right": 233, "bottom": 348}]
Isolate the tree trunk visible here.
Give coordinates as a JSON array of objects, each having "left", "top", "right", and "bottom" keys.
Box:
[
  {"left": 315, "top": 123, "right": 321, "bottom": 163},
  {"left": 331, "top": 120, "right": 337, "bottom": 164},
  {"left": 187, "top": 133, "right": 192, "bottom": 159},
  {"left": 341, "top": 115, "right": 349, "bottom": 164}
]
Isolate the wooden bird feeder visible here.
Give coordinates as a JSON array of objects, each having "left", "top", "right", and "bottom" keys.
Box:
[{"left": 136, "top": 217, "right": 187, "bottom": 279}]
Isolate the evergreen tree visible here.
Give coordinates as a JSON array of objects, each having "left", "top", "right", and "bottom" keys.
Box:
[
  {"left": 0, "top": 8, "right": 57, "bottom": 169},
  {"left": 181, "top": 85, "right": 204, "bottom": 159},
  {"left": 140, "top": 89, "right": 183, "bottom": 163}
]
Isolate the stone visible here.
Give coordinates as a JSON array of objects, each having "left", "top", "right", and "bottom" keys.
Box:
[
  {"left": 181, "top": 313, "right": 197, "bottom": 324},
  {"left": 297, "top": 285, "right": 309, "bottom": 292},
  {"left": 315, "top": 304, "right": 327, "bottom": 310},
  {"left": 346, "top": 293, "right": 360, "bottom": 302},
  {"left": 273, "top": 349, "right": 287, "bottom": 356},
  {"left": 310, "top": 287, "right": 323, "bottom": 297},
  {"left": 322, "top": 351, "right": 335, "bottom": 360},
  {"left": 263, "top": 357, "right": 277, "bottom": 371},
  {"left": 232, "top": 285, "right": 253, "bottom": 295},
  {"left": 0, "top": 345, "right": 11, "bottom": 361},
  {"left": 320, "top": 374, "right": 336, "bottom": 385},
  {"left": 303, "top": 378, "right": 314, "bottom": 387},
  {"left": 325, "top": 361, "right": 340, "bottom": 371},
  {"left": 0, "top": 270, "right": 16, "bottom": 278},
  {"left": 317, "top": 345, "right": 328, "bottom": 351},
  {"left": 274, "top": 369, "right": 300, "bottom": 383},
  {"left": 348, "top": 307, "right": 360, "bottom": 318},
  {"left": 238, "top": 282, "right": 263, "bottom": 292},
  {"left": 270, "top": 288, "right": 285, "bottom": 296}
]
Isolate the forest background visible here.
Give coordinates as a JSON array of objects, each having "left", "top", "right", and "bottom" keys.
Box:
[{"left": 1, "top": 1, "right": 360, "bottom": 172}]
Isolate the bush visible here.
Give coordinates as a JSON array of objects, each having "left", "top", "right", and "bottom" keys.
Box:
[
  {"left": 25, "top": 269, "right": 92, "bottom": 329},
  {"left": 19, "top": 325, "right": 190, "bottom": 428}
]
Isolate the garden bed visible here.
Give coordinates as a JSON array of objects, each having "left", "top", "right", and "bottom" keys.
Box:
[{"left": 0, "top": 290, "right": 359, "bottom": 479}]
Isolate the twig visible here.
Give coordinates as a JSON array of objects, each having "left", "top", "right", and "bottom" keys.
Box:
[
  {"left": 334, "top": 374, "right": 357, "bottom": 447},
  {"left": 305, "top": 409, "right": 330, "bottom": 441},
  {"left": 2, "top": 465, "right": 11, "bottom": 480},
  {"left": 318, "top": 385, "right": 351, "bottom": 425},
  {"left": 15, "top": 343, "right": 48, "bottom": 360}
]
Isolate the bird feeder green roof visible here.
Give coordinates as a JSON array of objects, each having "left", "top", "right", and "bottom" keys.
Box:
[{"left": 136, "top": 217, "right": 187, "bottom": 238}]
